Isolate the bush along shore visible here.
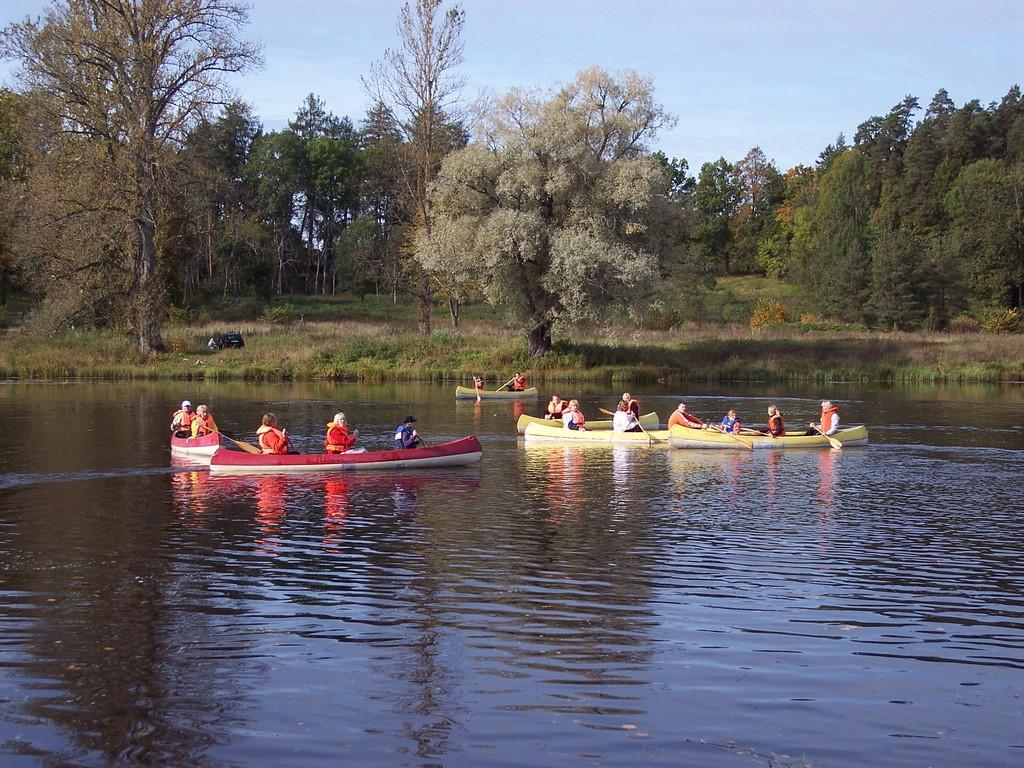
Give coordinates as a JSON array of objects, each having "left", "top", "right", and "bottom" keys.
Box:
[{"left": 2, "top": 320, "right": 1023, "bottom": 384}]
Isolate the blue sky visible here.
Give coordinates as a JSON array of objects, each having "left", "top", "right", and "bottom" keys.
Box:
[{"left": 2, "top": 0, "right": 1021, "bottom": 170}]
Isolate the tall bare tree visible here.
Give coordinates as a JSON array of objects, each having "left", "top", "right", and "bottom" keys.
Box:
[
  {"left": 2, "top": 0, "right": 259, "bottom": 353},
  {"left": 365, "top": 0, "right": 465, "bottom": 335}
]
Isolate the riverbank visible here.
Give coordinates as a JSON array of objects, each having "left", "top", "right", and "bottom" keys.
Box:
[{"left": 2, "top": 319, "right": 1023, "bottom": 384}]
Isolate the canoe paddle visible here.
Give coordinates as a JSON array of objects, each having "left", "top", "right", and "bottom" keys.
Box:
[
  {"left": 495, "top": 376, "right": 516, "bottom": 392},
  {"left": 213, "top": 430, "right": 262, "bottom": 455},
  {"left": 704, "top": 425, "right": 753, "bottom": 450},
  {"left": 812, "top": 425, "right": 843, "bottom": 450}
]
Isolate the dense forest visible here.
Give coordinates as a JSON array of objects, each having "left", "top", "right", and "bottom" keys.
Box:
[{"left": 0, "top": 1, "right": 1021, "bottom": 356}]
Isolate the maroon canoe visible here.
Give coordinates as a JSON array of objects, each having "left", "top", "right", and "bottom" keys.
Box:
[{"left": 209, "top": 435, "right": 483, "bottom": 474}]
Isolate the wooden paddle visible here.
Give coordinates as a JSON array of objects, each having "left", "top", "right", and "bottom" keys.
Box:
[
  {"left": 213, "top": 430, "right": 262, "bottom": 455},
  {"left": 812, "top": 424, "right": 843, "bottom": 450},
  {"left": 706, "top": 425, "right": 753, "bottom": 450},
  {"left": 495, "top": 376, "right": 516, "bottom": 392}
]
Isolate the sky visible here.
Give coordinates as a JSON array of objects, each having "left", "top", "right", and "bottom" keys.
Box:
[{"left": 1, "top": 0, "right": 1022, "bottom": 171}]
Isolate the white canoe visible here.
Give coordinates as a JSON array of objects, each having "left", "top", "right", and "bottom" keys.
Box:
[
  {"left": 516, "top": 411, "right": 660, "bottom": 434},
  {"left": 523, "top": 421, "right": 670, "bottom": 444}
]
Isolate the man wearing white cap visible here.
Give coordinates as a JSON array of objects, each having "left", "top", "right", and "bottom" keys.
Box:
[{"left": 171, "top": 400, "right": 195, "bottom": 437}]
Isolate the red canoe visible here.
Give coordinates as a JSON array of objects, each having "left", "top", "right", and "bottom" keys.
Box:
[
  {"left": 209, "top": 436, "right": 483, "bottom": 474},
  {"left": 170, "top": 432, "right": 220, "bottom": 458}
]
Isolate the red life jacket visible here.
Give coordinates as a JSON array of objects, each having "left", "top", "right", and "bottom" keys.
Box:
[
  {"left": 624, "top": 397, "right": 640, "bottom": 417},
  {"left": 820, "top": 407, "right": 839, "bottom": 434},
  {"left": 257, "top": 425, "right": 290, "bottom": 455},
  {"left": 324, "top": 422, "right": 356, "bottom": 453},
  {"left": 668, "top": 410, "right": 704, "bottom": 429},
  {"left": 511, "top": 374, "right": 527, "bottom": 390},
  {"left": 768, "top": 414, "right": 785, "bottom": 436}
]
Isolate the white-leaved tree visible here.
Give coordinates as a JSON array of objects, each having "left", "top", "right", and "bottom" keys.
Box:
[{"left": 425, "top": 67, "right": 672, "bottom": 355}]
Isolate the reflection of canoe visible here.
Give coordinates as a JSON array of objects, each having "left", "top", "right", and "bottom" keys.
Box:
[
  {"left": 523, "top": 421, "right": 670, "bottom": 443},
  {"left": 668, "top": 424, "right": 869, "bottom": 450},
  {"left": 170, "top": 432, "right": 220, "bottom": 458},
  {"left": 456, "top": 386, "right": 538, "bottom": 399},
  {"left": 209, "top": 436, "right": 483, "bottom": 473},
  {"left": 516, "top": 411, "right": 660, "bottom": 434}
]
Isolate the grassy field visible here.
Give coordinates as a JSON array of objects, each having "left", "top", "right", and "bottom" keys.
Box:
[{"left": 2, "top": 294, "right": 1023, "bottom": 384}]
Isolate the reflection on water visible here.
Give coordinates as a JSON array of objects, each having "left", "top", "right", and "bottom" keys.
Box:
[{"left": 0, "top": 381, "right": 1022, "bottom": 767}]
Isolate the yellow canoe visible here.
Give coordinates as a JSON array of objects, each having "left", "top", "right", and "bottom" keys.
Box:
[
  {"left": 455, "top": 385, "right": 539, "bottom": 400},
  {"left": 523, "top": 420, "right": 670, "bottom": 443},
  {"left": 516, "top": 411, "right": 660, "bottom": 434},
  {"left": 668, "top": 424, "right": 869, "bottom": 450}
]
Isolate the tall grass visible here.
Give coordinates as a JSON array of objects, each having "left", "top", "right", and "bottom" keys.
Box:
[{"left": 1, "top": 317, "right": 1022, "bottom": 384}]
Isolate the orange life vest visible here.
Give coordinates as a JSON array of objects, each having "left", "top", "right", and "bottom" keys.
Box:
[
  {"left": 820, "top": 407, "right": 839, "bottom": 434},
  {"left": 668, "top": 410, "right": 704, "bottom": 429},
  {"left": 324, "top": 422, "right": 356, "bottom": 453},
  {"left": 257, "top": 425, "right": 289, "bottom": 454},
  {"left": 767, "top": 414, "right": 785, "bottom": 436},
  {"left": 547, "top": 399, "right": 568, "bottom": 417},
  {"left": 172, "top": 409, "right": 194, "bottom": 429},
  {"left": 512, "top": 374, "right": 527, "bottom": 390},
  {"left": 192, "top": 412, "right": 217, "bottom": 436},
  {"left": 624, "top": 397, "right": 640, "bottom": 417}
]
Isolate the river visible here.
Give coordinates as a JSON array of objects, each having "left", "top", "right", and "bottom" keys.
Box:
[{"left": 0, "top": 380, "right": 1021, "bottom": 767}]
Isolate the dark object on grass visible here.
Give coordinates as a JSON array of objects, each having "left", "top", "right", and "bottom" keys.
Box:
[{"left": 207, "top": 331, "right": 245, "bottom": 350}]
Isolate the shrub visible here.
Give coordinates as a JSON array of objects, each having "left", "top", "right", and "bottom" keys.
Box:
[
  {"left": 749, "top": 299, "right": 787, "bottom": 328},
  {"left": 260, "top": 303, "right": 296, "bottom": 324},
  {"left": 980, "top": 307, "right": 1022, "bottom": 334},
  {"left": 947, "top": 314, "right": 981, "bottom": 334}
]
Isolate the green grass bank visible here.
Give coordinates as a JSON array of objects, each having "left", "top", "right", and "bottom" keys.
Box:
[{"left": 2, "top": 313, "right": 1022, "bottom": 385}]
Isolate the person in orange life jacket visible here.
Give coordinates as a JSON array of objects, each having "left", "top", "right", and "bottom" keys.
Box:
[
  {"left": 619, "top": 392, "right": 640, "bottom": 419},
  {"left": 394, "top": 416, "right": 424, "bottom": 449},
  {"left": 472, "top": 375, "right": 484, "bottom": 391},
  {"left": 325, "top": 412, "right": 360, "bottom": 453},
  {"left": 256, "top": 412, "right": 292, "bottom": 455},
  {"left": 191, "top": 404, "right": 218, "bottom": 437},
  {"left": 545, "top": 394, "right": 568, "bottom": 419},
  {"left": 716, "top": 409, "right": 742, "bottom": 434},
  {"left": 510, "top": 372, "right": 528, "bottom": 391},
  {"left": 562, "top": 399, "right": 588, "bottom": 431},
  {"left": 761, "top": 404, "right": 786, "bottom": 437},
  {"left": 667, "top": 402, "right": 705, "bottom": 429},
  {"left": 805, "top": 400, "right": 840, "bottom": 436},
  {"left": 612, "top": 400, "right": 643, "bottom": 432},
  {"left": 171, "top": 400, "right": 194, "bottom": 437}
]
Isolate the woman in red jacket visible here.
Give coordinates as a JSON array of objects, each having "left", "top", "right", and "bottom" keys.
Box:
[
  {"left": 324, "top": 412, "right": 360, "bottom": 453},
  {"left": 257, "top": 413, "right": 292, "bottom": 454}
]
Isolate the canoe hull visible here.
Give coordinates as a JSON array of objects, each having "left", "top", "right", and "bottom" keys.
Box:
[
  {"left": 516, "top": 411, "right": 660, "bottom": 434},
  {"left": 523, "top": 421, "right": 670, "bottom": 443},
  {"left": 209, "top": 436, "right": 483, "bottom": 474},
  {"left": 170, "top": 432, "right": 220, "bottom": 458},
  {"left": 456, "top": 386, "right": 539, "bottom": 400},
  {"left": 668, "top": 424, "right": 869, "bottom": 450}
]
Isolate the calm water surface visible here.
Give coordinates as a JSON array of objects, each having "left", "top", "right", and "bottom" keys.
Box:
[{"left": 0, "top": 380, "right": 1022, "bottom": 767}]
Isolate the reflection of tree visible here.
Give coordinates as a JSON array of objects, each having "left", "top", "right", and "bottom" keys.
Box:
[{"left": 11, "top": 478, "right": 252, "bottom": 765}]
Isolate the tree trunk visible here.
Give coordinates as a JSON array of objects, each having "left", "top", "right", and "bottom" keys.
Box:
[
  {"left": 528, "top": 321, "right": 551, "bottom": 357},
  {"left": 417, "top": 274, "right": 432, "bottom": 335},
  {"left": 133, "top": 215, "right": 165, "bottom": 355},
  {"left": 449, "top": 296, "right": 460, "bottom": 329}
]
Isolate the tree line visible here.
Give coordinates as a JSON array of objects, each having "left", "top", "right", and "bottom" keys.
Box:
[{"left": 0, "top": 1, "right": 1021, "bottom": 357}]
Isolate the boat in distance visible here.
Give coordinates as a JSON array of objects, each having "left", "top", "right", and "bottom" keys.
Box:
[
  {"left": 170, "top": 432, "right": 221, "bottom": 458},
  {"left": 668, "top": 424, "right": 869, "bottom": 450},
  {"left": 516, "top": 411, "right": 660, "bottom": 434},
  {"left": 209, "top": 436, "right": 483, "bottom": 473},
  {"left": 455, "top": 386, "right": 539, "bottom": 400},
  {"left": 522, "top": 421, "right": 670, "bottom": 443}
]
